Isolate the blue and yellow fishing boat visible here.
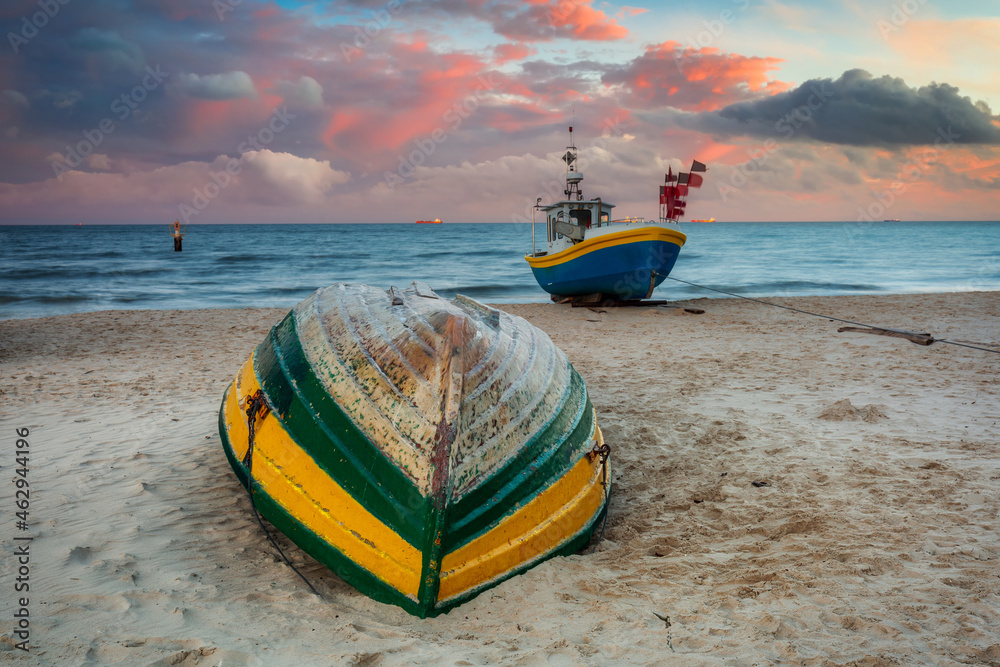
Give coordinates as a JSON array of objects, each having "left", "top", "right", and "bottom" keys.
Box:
[
  {"left": 526, "top": 128, "right": 706, "bottom": 301},
  {"left": 219, "top": 282, "right": 610, "bottom": 617}
]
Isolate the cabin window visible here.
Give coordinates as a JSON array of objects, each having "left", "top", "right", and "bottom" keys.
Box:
[
  {"left": 600, "top": 211, "right": 609, "bottom": 224},
  {"left": 570, "top": 208, "right": 591, "bottom": 228}
]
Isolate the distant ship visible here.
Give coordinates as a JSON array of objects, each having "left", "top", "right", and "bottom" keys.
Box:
[
  {"left": 689, "top": 218, "right": 715, "bottom": 223},
  {"left": 416, "top": 218, "right": 443, "bottom": 224},
  {"left": 884, "top": 218, "right": 900, "bottom": 222}
]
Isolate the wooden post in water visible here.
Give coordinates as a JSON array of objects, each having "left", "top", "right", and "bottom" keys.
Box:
[{"left": 170, "top": 221, "right": 185, "bottom": 251}]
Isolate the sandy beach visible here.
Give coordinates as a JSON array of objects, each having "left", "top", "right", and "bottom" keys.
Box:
[{"left": 1, "top": 291, "right": 998, "bottom": 665}]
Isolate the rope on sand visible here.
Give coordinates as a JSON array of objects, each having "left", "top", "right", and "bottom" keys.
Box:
[
  {"left": 663, "top": 276, "right": 1000, "bottom": 355},
  {"left": 244, "top": 390, "right": 321, "bottom": 596}
]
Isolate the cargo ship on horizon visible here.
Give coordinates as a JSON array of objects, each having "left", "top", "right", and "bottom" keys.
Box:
[{"left": 416, "top": 218, "right": 443, "bottom": 224}]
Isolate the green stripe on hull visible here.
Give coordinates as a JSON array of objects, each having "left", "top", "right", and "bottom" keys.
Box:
[
  {"left": 433, "top": 497, "right": 609, "bottom": 616},
  {"left": 219, "top": 379, "right": 609, "bottom": 619},
  {"left": 217, "top": 403, "right": 425, "bottom": 616},
  {"left": 218, "top": 283, "right": 613, "bottom": 618},
  {"left": 416, "top": 492, "right": 446, "bottom": 617},
  {"left": 253, "top": 313, "right": 428, "bottom": 547},
  {"left": 443, "top": 370, "right": 594, "bottom": 551}
]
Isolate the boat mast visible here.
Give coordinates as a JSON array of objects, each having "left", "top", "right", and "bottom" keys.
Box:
[{"left": 563, "top": 126, "right": 582, "bottom": 201}]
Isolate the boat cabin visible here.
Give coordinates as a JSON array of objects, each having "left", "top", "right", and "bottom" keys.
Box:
[{"left": 541, "top": 198, "right": 616, "bottom": 243}]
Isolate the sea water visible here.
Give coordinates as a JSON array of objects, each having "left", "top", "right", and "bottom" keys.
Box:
[{"left": 1, "top": 221, "right": 998, "bottom": 320}]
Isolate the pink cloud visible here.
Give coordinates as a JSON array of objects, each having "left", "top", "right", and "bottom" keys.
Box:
[
  {"left": 604, "top": 41, "right": 791, "bottom": 111},
  {"left": 541, "top": 0, "right": 629, "bottom": 41},
  {"left": 485, "top": 0, "right": 628, "bottom": 42},
  {"left": 180, "top": 99, "right": 256, "bottom": 140},
  {"left": 616, "top": 6, "right": 648, "bottom": 20},
  {"left": 0, "top": 150, "right": 350, "bottom": 221},
  {"left": 480, "top": 103, "right": 560, "bottom": 132},
  {"left": 493, "top": 43, "right": 536, "bottom": 65},
  {"left": 321, "top": 46, "right": 506, "bottom": 163}
]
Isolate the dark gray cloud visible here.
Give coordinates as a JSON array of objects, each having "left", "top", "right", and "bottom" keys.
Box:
[
  {"left": 267, "top": 77, "right": 324, "bottom": 110},
  {"left": 69, "top": 28, "right": 146, "bottom": 74},
  {"left": 0, "top": 0, "right": 334, "bottom": 183},
  {"left": 170, "top": 71, "right": 257, "bottom": 100},
  {"left": 705, "top": 69, "right": 1000, "bottom": 146}
]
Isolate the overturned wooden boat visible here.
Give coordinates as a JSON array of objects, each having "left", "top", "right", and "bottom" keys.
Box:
[{"left": 218, "top": 282, "right": 609, "bottom": 617}]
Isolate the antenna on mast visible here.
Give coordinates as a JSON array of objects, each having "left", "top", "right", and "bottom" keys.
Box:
[{"left": 562, "top": 122, "right": 582, "bottom": 201}]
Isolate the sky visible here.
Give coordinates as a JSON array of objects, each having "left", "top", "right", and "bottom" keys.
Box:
[{"left": 1, "top": 0, "right": 998, "bottom": 224}]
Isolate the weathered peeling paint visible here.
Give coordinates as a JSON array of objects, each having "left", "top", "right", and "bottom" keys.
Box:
[{"left": 219, "top": 282, "right": 609, "bottom": 617}]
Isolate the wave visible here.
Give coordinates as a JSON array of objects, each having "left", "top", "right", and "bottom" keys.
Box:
[
  {"left": 0, "top": 294, "right": 95, "bottom": 304},
  {"left": 301, "top": 252, "right": 371, "bottom": 261},
  {"left": 215, "top": 254, "right": 281, "bottom": 263},
  {"left": 1, "top": 267, "right": 164, "bottom": 281},
  {"left": 412, "top": 249, "right": 519, "bottom": 260},
  {"left": 3, "top": 221, "right": 995, "bottom": 319},
  {"left": 112, "top": 294, "right": 171, "bottom": 303},
  {"left": 435, "top": 284, "right": 530, "bottom": 297}
]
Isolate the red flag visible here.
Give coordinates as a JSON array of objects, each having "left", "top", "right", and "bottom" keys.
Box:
[
  {"left": 659, "top": 185, "right": 667, "bottom": 205},
  {"left": 676, "top": 184, "right": 689, "bottom": 197},
  {"left": 687, "top": 173, "right": 704, "bottom": 188}
]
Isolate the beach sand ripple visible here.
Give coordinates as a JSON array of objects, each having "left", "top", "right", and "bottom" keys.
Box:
[{"left": 1, "top": 293, "right": 997, "bottom": 665}]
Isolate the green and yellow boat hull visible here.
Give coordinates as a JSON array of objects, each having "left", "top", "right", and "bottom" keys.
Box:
[{"left": 219, "top": 282, "right": 609, "bottom": 617}]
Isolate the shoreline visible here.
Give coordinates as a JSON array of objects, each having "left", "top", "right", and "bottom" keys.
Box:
[
  {"left": 2, "top": 287, "right": 999, "bottom": 323},
  {"left": 1, "top": 291, "right": 998, "bottom": 664}
]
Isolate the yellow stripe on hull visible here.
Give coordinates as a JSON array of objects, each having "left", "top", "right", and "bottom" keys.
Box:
[
  {"left": 524, "top": 225, "right": 686, "bottom": 269},
  {"left": 223, "top": 355, "right": 423, "bottom": 598},
  {"left": 437, "top": 422, "right": 608, "bottom": 604}
]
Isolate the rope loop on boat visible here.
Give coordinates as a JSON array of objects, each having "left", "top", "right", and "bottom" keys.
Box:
[
  {"left": 241, "top": 388, "right": 320, "bottom": 596},
  {"left": 593, "top": 442, "right": 611, "bottom": 490},
  {"left": 243, "top": 389, "right": 270, "bottom": 471},
  {"left": 589, "top": 440, "right": 612, "bottom": 554}
]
